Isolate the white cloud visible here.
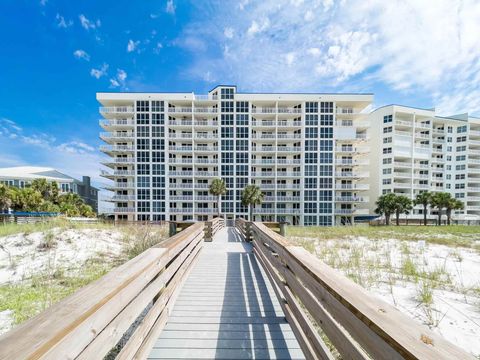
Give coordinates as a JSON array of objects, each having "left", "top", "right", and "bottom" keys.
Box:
[
  {"left": 79, "top": 14, "right": 101, "bottom": 30},
  {"left": 56, "top": 14, "right": 72, "bottom": 28},
  {"left": 109, "top": 79, "right": 120, "bottom": 87},
  {"left": 73, "top": 49, "right": 90, "bottom": 61},
  {"left": 127, "top": 39, "right": 140, "bottom": 52},
  {"left": 247, "top": 18, "right": 270, "bottom": 36},
  {"left": 166, "top": 0, "right": 175, "bottom": 15},
  {"left": 150, "top": 13, "right": 159, "bottom": 19},
  {"left": 153, "top": 42, "right": 163, "bottom": 54},
  {"left": 40, "top": 0, "right": 47, "bottom": 6},
  {"left": 224, "top": 27, "right": 234, "bottom": 39},
  {"left": 90, "top": 63, "right": 109, "bottom": 79},
  {"left": 109, "top": 69, "right": 128, "bottom": 88},
  {"left": 117, "top": 69, "right": 127, "bottom": 82},
  {"left": 182, "top": 0, "right": 480, "bottom": 116}
]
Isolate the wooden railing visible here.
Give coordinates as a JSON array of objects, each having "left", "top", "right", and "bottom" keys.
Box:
[
  {"left": 235, "top": 217, "right": 251, "bottom": 241},
  {"left": 204, "top": 217, "right": 225, "bottom": 241},
  {"left": 245, "top": 221, "right": 474, "bottom": 360},
  {"left": 0, "top": 222, "right": 205, "bottom": 360}
]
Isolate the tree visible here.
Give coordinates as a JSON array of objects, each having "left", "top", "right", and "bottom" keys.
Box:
[
  {"left": 414, "top": 191, "right": 432, "bottom": 226},
  {"left": 374, "top": 193, "right": 397, "bottom": 225},
  {"left": 241, "top": 185, "right": 264, "bottom": 222},
  {"left": 10, "top": 188, "right": 43, "bottom": 212},
  {"left": 445, "top": 198, "right": 464, "bottom": 225},
  {"left": 393, "top": 195, "right": 412, "bottom": 226},
  {"left": 30, "top": 178, "right": 59, "bottom": 204},
  {"left": 209, "top": 178, "right": 227, "bottom": 218},
  {"left": 430, "top": 192, "right": 452, "bottom": 226},
  {"left": 0, "top": 184, "right": 12, "bottom": 212}
]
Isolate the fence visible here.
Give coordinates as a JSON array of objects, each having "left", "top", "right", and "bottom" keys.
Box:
[{"left": 244, "top": 221, "right": 474, "bottom": 360}]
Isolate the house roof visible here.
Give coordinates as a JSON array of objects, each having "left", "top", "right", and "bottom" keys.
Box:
[{"left": 0, "top": 166, "right": 74, "bottom": 182}]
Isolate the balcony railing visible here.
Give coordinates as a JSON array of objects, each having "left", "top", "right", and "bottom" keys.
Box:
[
  {"left": 99, "top": 106, "right": 134, "bottom": 114},
  {"left": 194, "top": 94, "right": 218, "bottom": 100},
  {"left": 99, "top": 119, "right": 135, "bottom": 127},
  {"left": 254, "top": 208, "right": 301, "bottom": 214},
  {"left": 113, "top": 207, "right": 136, "bottom": 213},
  {"left": 110, "top": 195, "right": 136, "bottom": 201},
  {"left": 168, "top": 120, "right": 193, "bottom": 126},
  {"left": 335, "top": 184, "right": 369, "bottom": 190},
  {"left": 251, "top": 107, "right": 276, "bottom": 114},
  {"left": 335, "top": 196, "right": 367, "bottom": 202},
  {"left": 194, "top": 107, "right": 218, "bottom": 113},
  {"left": 100, "top": 145, "right": 134, "bottom": 152}
]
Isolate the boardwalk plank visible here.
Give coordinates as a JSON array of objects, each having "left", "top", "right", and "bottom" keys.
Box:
[{"left": 148, "top": 227, "right": 304, "bottom": 360}]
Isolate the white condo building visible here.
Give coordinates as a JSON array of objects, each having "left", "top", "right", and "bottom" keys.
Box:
[
  {"left": 98, "top": 85, "right": 373, "bottom": 226},
  {"left": 368, "top": 105, "right": 480, "bottom": 221}
]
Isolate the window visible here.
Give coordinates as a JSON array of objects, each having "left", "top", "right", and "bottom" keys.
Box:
[
  {"left": 319, "top": 216, "right": 332, "bottom": 226},
  {"left": 382, "top": 179, "right": 391, "bottom": 185},
  {"left": 221, "top": 165, "right": 234, "bottom": 176},
  {"left": 221, "top": 101, "right": 234, "bottom": 112},
  {"left": 221, "top": 140, "right": 234, "bottom": 151},
  {"left": 152, "top": 113, "right": 164, "bottom": 124},
  {"left": 137, "top": 151, "right": 149, "bottom": 162},
  {"left": 306, "top": 128, "right": 318, "bottom": 138},
  {"left": 151, "top": 101, "right": 164, "bottom": 112},
  {"left": 136, "top": 113, "right": 149, "bottom": 125},
  {"left": 221, "top": 153, "right": 234, "bottom": 163},
  {"left": 319, "top": 140, "right": 332, "bottom": 151},
  {"left": 318, "top": 178, "right": 332, "bottom": 188},
  {"left": 456, "top": 164, "right": 466, "bottom": 170},
  {"left": 152, "top": 151, "right": 164, "bottom": 163},
  {"left": 305, "top": 165, "right": 317, "bottom": 176},
  {"left": 304, "top": 203, "right": 317, "bottom": 214},
  {"left": 383, "top": 158, "right": 392, "bottom": 164},
  {"left": 152, "top": 139, "right": 164, "bottom": 150},
  {"left": 236, "top": 127, "right": 248, "bottom": 138},
  {"left": 236, "top": 114, "right": 249, "bottom": 125},
  {"left": 152, "top": 202, "right": 165, "bottom": 212},
  {"left": 383, "top": 115, "right": 393, "bottom": 123},
  {"left": 457, "top": 125, "right": 467, "bottom": 133},
  {"left": 137, "top": 164, "right": 150, "bottom": 175},
  {"left": 137, "top": 139, "right": 150, "bottom": 150},
  {"left": 152, "top": 189, "right": 165, "bottom": 200},
  {"left": 138, "top": 176, "right": 150, "bottom": 188},
  {"left": 319, "top": 128, "right": 333, "bottom": 138},
  {"left": 305, "top": 114, "right": 318, "bottom": 126},
  {"left": 456, "top": 136, "right": 467, "bottom": 142},
  {"left": 236, "top": 140, "right": 248, "bottom": 151},
  {"left": 152, "top": 177, "right": 165, "bottom": 188},
  {"left": 383, "top": 168, "right": 392, "bottom": 174},
  {"left": 305, "top": 140, "right": 317, "bottom": 151},
  {"left": 236, "top": 101, "right": 249, "bottom": 113},
  {"left": 221, "top": 114, "right": 234, "bottom": 125},
  {"left": 137, "top": 126, "right": 150, "bottom": 137},
  {"left": 318, "top": 202, "right": 332, "bottom": 213},
  {"left": 152, "top": 164, "right": 164, "bottom": 175},
  {"left": 318, "top": 191, "right": 332, "bottom": 201},
  {"left": 319, "top": 165, "right": 332, "bottom": 176},
  {"left": 305, "top": 178, "right": 317, "bottom": 188},
  {"left": 236, "top": 165, "right": 248, "bottom": 176},
  {"left": 383, "top": 126, "right": 392, "bottom": 133},
  {"left": 220, "top": 88, "right": 234, "bottom": 99},
  {"left": 320, "top": 114, "right": 333, "bottom": 126},
  {"left": 137, "top": 189, "right": 150, "bottom": 200},
  {"left": 221, "top": 127, "right": 234, "bottom": 138},
  {"left": 456, "top": 155, "right": 466, "bottom": 161},
  {"left": 320, "top": 102, "right": 333, "bottom": 113},
  {"left": 319, "top": 152, "right": 333, "bottom": 163},
  {"left": 305, "top": 102, "right": 318, "bottom": 113},
  {"left": 383, "top": 147, "right": 392, "bottom": 154},
  {"left": 456, "top": 145, "right": 466, "bottom": 152},
  {"left": 138, "top": 201, "right": 150, "bottom": 212},
  {"left": 304, "top": 190, "right": 317, "bottom": 201},
  {"left": 152, "top": 126, "right": 164, "bottom": 137},
  {"left": 383, "top": 137, "right": 392, "bottom": 144},
  {"left": 305, "top": 153, "right": 317, "bottom": 164},
  {"left": 136, "top": 100, "right": 149, "bottom": 112}
]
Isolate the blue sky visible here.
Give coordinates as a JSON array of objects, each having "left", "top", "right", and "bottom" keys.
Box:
[{"left": 1, "top": 0, "right": 480, "bottom": 209}]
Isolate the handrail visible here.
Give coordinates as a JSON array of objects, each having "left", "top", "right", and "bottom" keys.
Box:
[
  {"left": 204, "top": 217, "right": 225, "bottom": 241},
  {"left": 240, "top": 221, "right": 474, "bottom": 360},
  {"left": 0, "top": 222, "right": 205, "bottom": 359}
]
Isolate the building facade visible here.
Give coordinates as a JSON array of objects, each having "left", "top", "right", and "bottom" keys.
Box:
[
  {"left": 0, "top": 166, "right": 99, "bottom": 213},
  {"left": 98, "top": 86, "right": 373, "bottom": 225},
  {"left": 368, "top": 105, "right": 480, "bottom": 221}
]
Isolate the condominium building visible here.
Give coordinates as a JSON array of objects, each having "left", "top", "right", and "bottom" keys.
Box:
[
  {"left": 0, "top": 166, "right": 99, "bottom": 213},
  {"left": 98, "top": 85, "right": 373, "bottom": 226},
  {"left": 368, "top": 105, "right": 480, "bottom": 221}
]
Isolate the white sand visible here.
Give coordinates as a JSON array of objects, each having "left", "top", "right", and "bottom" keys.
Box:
[{"left": 292, "top": 236, "right": 480, "bottom": 357}]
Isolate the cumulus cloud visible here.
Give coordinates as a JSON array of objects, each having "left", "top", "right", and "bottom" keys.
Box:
[
  {"left": 56, "top": 14, "right": 72, "bottom": 28},
  {"left": 166, "top": 0, "right": 175, "bottom": 14},
  {"left": 127, "top": 39, "right": 140, "bottom": 52},
  {"left": 181, "top": 0, "right": 480, "bottom": 116},
  {"left": 79, "top": 14, "right": 101, "bottom": 30},
  {"left": 90, "top": 63, "right": 109, "bottom": 79},
  {"left": 109, "top": 69, "right": 128, "bottom": 88},
  {"left": 73, "top": 49, "right": 90, "bottom": 61}
]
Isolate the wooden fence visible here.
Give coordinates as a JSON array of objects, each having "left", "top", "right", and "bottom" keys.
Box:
[
  {"left": 204, "top": 217, "right": 225, "bottom": 241},
  {"left": 0, "top": 222, "right": 205, "bottom": 360},
  {"left": 245, "top": 221, "right": 474, "bottom": 360}
]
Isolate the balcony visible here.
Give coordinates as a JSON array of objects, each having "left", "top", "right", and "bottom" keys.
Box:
[
  {"left": 169, "top": 196, "right": 194, "bottom": 201},
  {"left": 335, "top": 146, "right": 369, "bottom": 153},
  {"left": 102, "top": 157, "right": 135, "bottom": 165},
  {"left": 169, "top": 158, "right": 193, "bottom": 164},
  {"left": 194, "top": 94, "right": 218, "bottom": 101},
  {"left": 254, "top": 208, "right": 301, "bottom": 214},
  {"left": 194, "top": 159, "right": 218, "bottom": 164},
  {"left": 194, "top": 120, "right": 219, "bottom": 127},
  {"left": 335, "top": 172, "right": 369, "bottom": 178},
  {"left": 277, "top": 121, "right": 302, "bottom": 128},
  {"left": 196, "top": 195, "right": 217, "bottom": 201},
  {"left": 252, "top": 134, "right": 276, "bottom": 140},
  {"left": 100, "top": 132, "right": 135, "bottom": 142},
  {"left": 335, "top": 159, "right": 369, "bottom": 166},
  {"left": 194, "top": 146, "right": 218, "bottom": 152},
  {"left": 335, "top": 184, "right": 369, "bottom": 190},
  {"left": 114, "top": 207, "right": 136, "bottom": 213},
  {"left": 336, "top": 108, "right": 358, "bottom": 115},
  {"left": 264, "top": 196, "right": 301, "bottom": 202},
  {"left": 168, "top": 107, "right": 192, "bottom": 113},
  {"left": 169, "top": 184, "right": 194, "bottom": 189},
  {"left": 334, "top": 208, "right": 369, "bottom": 215},
  {"left": 100, "top": 106, "right": 134, "bottom": 114},
  {"left": 169, "top": 146, "right": 193, "bottom": 152},
  {"left": 170, "top": 208, "right": 194, "bottom": 214},
  {"left": 416, "top": 122, "right": 431, "bottom": 129},
  {"left": 109, "top": 195, "right": 136, "bottom": 201},
  {"left": 104, "top": 182, "right": 135, "bottom": 190},
  {"left": 335, "top": 196, "right": 367, "bottom": 203},
  {"left": 168, "top": 120, "right": 193, "bottom": 126},
  {"left": 99, "top": 119, "right": 135, "bottom": 128},
  {"left": 277, "top": 146, "right": 302, "bottom": 152},
  {"left": 251, "top": 107, "right": 276, "bottom": 114},
  {"left": 100, "top": 170, "right": 135, "bottom": 178},
  {"left": 169, "top": 133, "right": 193, "bottom": 139},
  {"left": 169, "top": 171, "right": 193, "bottom": 177},
  {"left": 100, "top": 145, "right": 134, "bottom": 153},
  {"left": 194, "top": 134, "right": 218, "bottom": 140},
  {"left": 277, "top": 184, "right": 301, "bottom": 189},
  {"left": 194, "top": 208, "right": 217, "bottom": 214},
  {"left": 194, "top": 107, "right": 218, "bottom": 113},
  {"left": 395, "top": 120, "right": 413, "bottom": 127},
  {"left": 278, "top": 107, "right": 302, "bottom": 114}
]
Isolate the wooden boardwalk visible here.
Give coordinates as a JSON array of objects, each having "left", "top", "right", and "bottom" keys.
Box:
[{"left": 148, "top": 227, "right": 305, "bottom": 359}]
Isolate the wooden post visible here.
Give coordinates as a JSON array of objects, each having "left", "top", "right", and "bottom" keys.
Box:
[
  {"left": 169, "top": 222, "right": 177, "bottom": 237},
  {"left": 279, "top": 222, "right": 286, "bottom": 236},
  {"left": 205, "top": 221, "right": 213, "bottom": 242},
  {"left": 245, "top": 222, "right": 252, "bottom": 242}
]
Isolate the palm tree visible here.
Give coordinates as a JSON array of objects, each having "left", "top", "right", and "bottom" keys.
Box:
[
  {"left": 414, "top": 191, "right": 432, "bottom": 226},
  {"left": 0, "top": 184, "right": 12, "bottom": 213},
  {"left": 241, "top": 185, "right": 264, "bottom": 221},
  {"left": 393, "top": 195, "right": 412, "bottom": 226},
  {"left": 374, "top": 193, "right": 397, "bottom": 225},
  {"left": 11, "top": 188, "right": 43, "bottom": 212},
  {"left": 209, "top": 178, "right": 227, "bottom": 218},
  {"left": 430, "top": 192, "right": 452, "bottom": 226},
  {"left": 31, "top": 178, "right": 59, "bottom": 203},
  {"left": 445, "top": 198, "right": 464, "bottom": 225}
]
